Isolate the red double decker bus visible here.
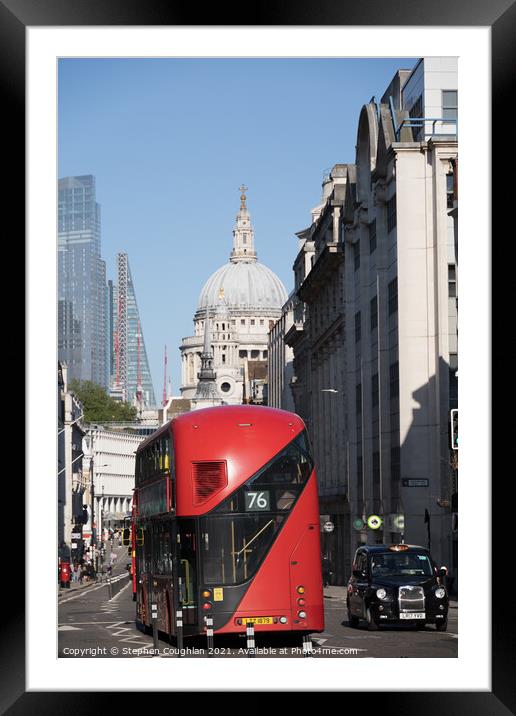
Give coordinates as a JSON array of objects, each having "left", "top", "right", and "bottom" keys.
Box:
[{"left": 133, "top": 404, "right": 324, "bottom": 640}]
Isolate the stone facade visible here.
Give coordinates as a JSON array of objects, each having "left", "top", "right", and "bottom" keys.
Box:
[{"left": 285, "top": 59, "right": 458, "bottom": 585}]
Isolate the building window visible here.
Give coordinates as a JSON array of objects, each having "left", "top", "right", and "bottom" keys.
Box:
[
  {"left": 449, "top": 353, "right": 458, "bottom": 409},
  {"left": 387, "top": 195, "right": 397, "bottom": 233},
  {"left": 263, "top": 350, "right": 268, "bottom": 359},
  {"left": 370, "top": 295, "right": 378, "bottom": 331},
  {"left": 260, "top": 319, "right": 264, "bottom": 325},
  {"left": 251, "top": 319, "right": 255, "bottom": 326},
  {"left": 239, "top": 350, "right": 247, "bottom": 358},
  {"left": 448, "top": 265, "right": 457, "bottom": 297},
  {"left": 389, "top": 361, "right": 399, "bottom": 400},
  {"left": 372, "top": 452, "right": 380, "bottom": 492},
  {"left": 353, "top": 240, "right": 360, "bottom": 271},
  {"left": 409, "top": 94, "right": 424, "bottom": 140},
  {"left": 356, "top": 383, "right": 362, "bottom": 414},
  {"left": 442, "top": 90, "right": 458, "bottom": 120},
  {"left": 251, "top": 350, "right": 259, "bottom": 359},
  {"left": 241, "top": 319, "right": 245, "bottom": 325},
  {"left": 355, "top": 311, "right": 361, "bottom": 343},
  {"left": 220, "top": 382, "right": 231, "bottom": 393},
  {"left": 371, "top": 373, "right": 379, "bottom": 407},
  {"left": 446, "top": 172, "right": 455, "bottom": 209},
  {"left": 391, "top": 446, "right": 400, "bottom": 482},
  {"left": 369, "top": 219, "right": 377, "bottom": 254},
  {"left": 388, "top": 278, "right": 398, "bottom": 315}
]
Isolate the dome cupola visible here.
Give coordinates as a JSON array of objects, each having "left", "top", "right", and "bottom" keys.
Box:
[{"left": 197, "top": 187, "right": 287, "bottom": 314}]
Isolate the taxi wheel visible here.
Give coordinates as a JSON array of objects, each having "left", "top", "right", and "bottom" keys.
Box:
[
  {"left": 366, "top": 607, "right": 379, "bottom": 631},
  {"left": 435, "top": 619, "right": 448, "bottom": 631}
]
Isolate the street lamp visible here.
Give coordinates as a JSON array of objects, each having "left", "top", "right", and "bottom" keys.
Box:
[{"left": 90, "top": 460, "right": 109, "bottom": 567}]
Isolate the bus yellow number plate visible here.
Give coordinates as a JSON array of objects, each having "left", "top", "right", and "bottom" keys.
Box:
[
  {"left": 242, "top": 617, "right": 273, "bottom": 625},
  {"left": 213, "top": 588, "right": 224, "bottom": 602}
]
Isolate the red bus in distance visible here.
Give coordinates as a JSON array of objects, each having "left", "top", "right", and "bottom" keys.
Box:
[{"left": 133, "top": 404, "right": 324, "bottom": 640}]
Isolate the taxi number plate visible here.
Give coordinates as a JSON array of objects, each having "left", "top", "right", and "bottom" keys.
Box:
[
  {"left": 242, "top": 617, "right": 273, "bottom": 625},
  {"left": 400, "top": 612, "right": 425, "bottom": 619}
]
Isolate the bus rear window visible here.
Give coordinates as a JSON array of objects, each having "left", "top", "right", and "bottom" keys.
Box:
[{"left": 200, "top": 513, "right": 285, "bottom": 585}]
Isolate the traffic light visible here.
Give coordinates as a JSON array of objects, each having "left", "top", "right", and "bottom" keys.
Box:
[{"left": 450, "top": 409, "right": 458, "bottom": 450}]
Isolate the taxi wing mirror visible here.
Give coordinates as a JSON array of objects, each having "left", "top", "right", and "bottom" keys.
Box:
[
  {"left": 122, "top": 527, "right": 131, "bottom": 546},
  {"left": 136, "top": 528, "right": 144, "bottom": 547},
  {"left": 439, "top": 566, "right": 448, "bottom": 577}
]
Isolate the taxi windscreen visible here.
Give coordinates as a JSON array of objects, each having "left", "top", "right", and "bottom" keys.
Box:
[{"left": 370, "top": 552, "right": 433, "bottom": 577}]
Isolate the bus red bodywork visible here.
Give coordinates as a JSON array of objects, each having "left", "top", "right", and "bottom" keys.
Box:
[{"left": 133, "top": 405, "right": 324, "bottom": 638}]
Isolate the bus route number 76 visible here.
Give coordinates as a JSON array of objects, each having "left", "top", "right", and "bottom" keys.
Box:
[{"left": 245, "top": 491, "right": 270, "bottom": 511}]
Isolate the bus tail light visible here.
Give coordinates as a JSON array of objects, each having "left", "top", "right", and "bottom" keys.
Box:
[
  {"left": 297, "top": 610, "right": 307, "bottom": 619},
  {"left": 297, "top": 598, "right": 306, "bottom": 606},
  {"left": 202, "top": 602, "right": 212, "bottom": 611},
  {"left": 296, "top": 586, "right": 305, "bottom": 594},
  {"left": 202, "top": 590, "right": 212, "bottom": 599}
]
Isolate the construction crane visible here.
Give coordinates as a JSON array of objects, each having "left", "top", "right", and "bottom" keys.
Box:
[{"left": 162, "top": 345, "right": 168, "bottom": 407}]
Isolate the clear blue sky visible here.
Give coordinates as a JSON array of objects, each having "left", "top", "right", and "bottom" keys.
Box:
[{"left": 58, "top": 57, "right": 417, "bottom": 400}]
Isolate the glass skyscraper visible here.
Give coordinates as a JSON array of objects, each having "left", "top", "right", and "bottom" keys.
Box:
[{"left": 58, "top": 175, "right": 108, "bottom": 387}]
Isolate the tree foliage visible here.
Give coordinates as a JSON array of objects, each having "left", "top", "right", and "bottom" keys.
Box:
[{"left": 69, "top": 380, "right": 138, "bottom": 423}]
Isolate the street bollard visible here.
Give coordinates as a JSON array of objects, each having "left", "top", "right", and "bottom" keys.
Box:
[
  {"left": 107, "top": 575, "right": 112, "bottom": 600},
  {"left": 246, "top": 621, "right": 255, "bottom": 658},
  {"left": 302, "top": 634, "right": 314, "bottom": 657},
  {"left": 205, "top": 615, "right": 214, "bottom": 657},
  {"left": 176, "top": 609, "right": 184, "bottom": 656},
  {"left": 151, "top": 603, "right": 159, "bottom": 652}
]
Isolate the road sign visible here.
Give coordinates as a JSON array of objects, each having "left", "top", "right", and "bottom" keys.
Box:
[
  {"left": 367, "top": 514, "right": 383, "bottom": 530},
  {"left": 392, "top": 514, "right": 404, "bottom": 530},
  {"left": 322, "top": 521, "right": 334, "bottom": 533},
  {"left": 402, "top": 479, "right": 429, "bottom": 487}
]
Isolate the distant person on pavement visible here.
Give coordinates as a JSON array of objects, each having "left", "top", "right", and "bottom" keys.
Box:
[{"left": 322, "top": 554, "right": 332, "bottom": 587}]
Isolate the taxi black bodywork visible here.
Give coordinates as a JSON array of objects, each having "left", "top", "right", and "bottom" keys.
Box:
[{"left": 347, "top": 544, "right": 449, "bottom": 631}]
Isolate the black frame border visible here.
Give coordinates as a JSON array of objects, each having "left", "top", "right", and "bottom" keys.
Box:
[{"left": 11, "top": 0, "right": 508, "bottom": 710}]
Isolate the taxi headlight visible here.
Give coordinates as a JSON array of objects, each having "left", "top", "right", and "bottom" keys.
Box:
[
  {"left": 435, "top": 587, "right": 446, "bottom": 599},
  {"left": 376, "top": 588, "right": 387, "bottom": 600}
]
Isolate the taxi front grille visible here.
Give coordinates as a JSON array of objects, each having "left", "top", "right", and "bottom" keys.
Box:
[{"left": 398, "top": 585, "right": 425, "bottom": 612}]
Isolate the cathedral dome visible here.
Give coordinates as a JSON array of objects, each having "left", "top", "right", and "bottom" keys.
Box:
[
  {"left": 197, "top": 186, "right": 288, "bottom": 313},
  {"left": 198, "top": 260, "right": 287, "bottom": 312}
]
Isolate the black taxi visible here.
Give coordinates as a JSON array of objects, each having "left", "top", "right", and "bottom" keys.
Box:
[{"left": 347, "top": 544, "right": 449, "bottom": 631}]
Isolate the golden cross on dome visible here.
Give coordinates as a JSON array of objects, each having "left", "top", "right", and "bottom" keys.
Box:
[{"left": 239, "top": 184, "right": 248, "bottom": 207}]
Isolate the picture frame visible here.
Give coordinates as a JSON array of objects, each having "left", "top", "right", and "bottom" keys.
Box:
[{"left": 8, "top": 0, "right": 505, "bottom": 707}]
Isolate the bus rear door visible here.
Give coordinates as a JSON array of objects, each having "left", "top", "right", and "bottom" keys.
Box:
[{"left": 176, "top": 519, "right": 199, "bottom": 628}]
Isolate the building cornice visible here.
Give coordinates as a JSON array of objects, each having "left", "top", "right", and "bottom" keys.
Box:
[
  {"left": 284, "top": 322, "right": 305, "bottom": 349},
  {"left": 297, "top": 243, "right": 344, "bottom": 303}
]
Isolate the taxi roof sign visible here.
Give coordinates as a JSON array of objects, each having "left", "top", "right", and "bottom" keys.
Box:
[{"left": 388, "top": 544, "right": 409, "bottom": 551}]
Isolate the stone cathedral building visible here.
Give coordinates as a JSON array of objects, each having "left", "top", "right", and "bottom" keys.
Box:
[{"left": 180, "top": 188, "right": 288, "bottom": 404}]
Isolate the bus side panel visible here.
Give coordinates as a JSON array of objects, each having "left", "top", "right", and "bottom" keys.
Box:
[
  {"left": 288, "top": 515, "right": 324, "bottom": 631},
  {"left": 216, "top": 471, "right": 324, "bottom": 634}
]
